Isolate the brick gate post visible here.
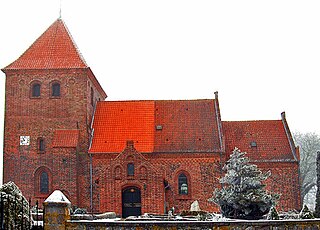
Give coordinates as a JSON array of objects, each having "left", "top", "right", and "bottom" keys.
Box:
[{"left": 43, "top": 190, "right": 71, "bottom": 230}]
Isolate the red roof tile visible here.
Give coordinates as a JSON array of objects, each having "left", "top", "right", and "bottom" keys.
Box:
[
  {"left": 90, "top": 101, "right": 155, "bottom": 153},
  {"left": 52, "top": 130, "right": 79, "bottom": 148},
  {"left": 89, "top": 99, "right": 221, "bottom": 153},
  {"left": 223, "top": 120, "right": 294, "bottom": 161},
  {"left": 154, "top": 100, "right": 220, "bottom": 152},
  {"left": 3, "top": 19, "right": 87, "bottom": 70}
]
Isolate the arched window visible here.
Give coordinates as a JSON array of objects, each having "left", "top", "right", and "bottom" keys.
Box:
[
  {"left": 178, "top": 173, "right": 188, "bottom": 195},
  {"left": 38, "top": 138, "right": 45, "bottom": 152},
  {"left": 32, "top": 83, "right": 41, "bottom": 97},
  {"left": 40, "top": 171, "right": 49, "bottom": 194},
  {"left": 51, "top": 82, "right": 60, "bottom": 97},
  {"left": 127, "top": 163, "right": 134, "bottom": 176}
]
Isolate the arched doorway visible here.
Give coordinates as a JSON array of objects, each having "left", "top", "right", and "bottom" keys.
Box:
[{"left": 122, "top": 186, "right": 141, "bottom": 218}]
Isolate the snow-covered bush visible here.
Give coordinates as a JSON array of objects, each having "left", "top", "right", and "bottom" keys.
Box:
[
  {"left": 267, "top": 206, "right": 279, "bottom": 220},
  {"left": 299, "top": 205, "right": 314, "bottom": 219},
  {"left": 0, "top": 181, "right": 31, "bottom": 229},
  {"left": 209, "top": 148, "right": 280, "bottom": 220}
]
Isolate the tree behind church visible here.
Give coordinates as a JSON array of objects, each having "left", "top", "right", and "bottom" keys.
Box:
[
  {"left": 294, "top": 132, "right": 320, "bottom": 206},
  {"left": 209, "top": 148, "right": 279, "bottom": 219}
]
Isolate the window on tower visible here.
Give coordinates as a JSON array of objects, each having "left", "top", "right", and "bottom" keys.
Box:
[
  {"left": 91, "top": 87, "right": 94, "bottom": 106},
  {"left": 40, "top": 171, "right": 49, "bottom": 194},
  {"left": 38, "top": 138, "right": 45, "bottom": 152},
  {"left": 31, "top": 83, "right": 41, "bottom": 97},
  {"left": 51, "top": 82, "right": 61, "bottom": 97}
]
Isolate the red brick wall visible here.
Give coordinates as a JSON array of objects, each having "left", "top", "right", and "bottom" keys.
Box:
[
  {"left": 3, "top": 68, "right": 105, "bottom": 208},
  {"left": 150, "top": 153, "right": 222, "bottom": 213},
  {"left": 92, "top": 142, "right": 164, "bottom": 216},
  {"left": 259, "top": 161, "right": 301, "bottom": 211},
  {"left": 92, "top": 148, "right": 300, "bottom": 215},
  {"left": 92, "top": 147, "right": 222, "bottom": 215}
]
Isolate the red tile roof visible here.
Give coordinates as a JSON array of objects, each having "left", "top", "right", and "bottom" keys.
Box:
[
  {"left": 154, "top": 100, "right": 220, "bottom": 152},
  {"left": 3, "top": 19, "right": 87, "bottom": 70},
  {"left": 90, "top": 101, "right": 155, "bottom": 153},
  {"left": 89, "top": 99, "right": 221, "bottom": 153},
  {"left": 52, "top": 130, "right": 79, "bottom": 148},
  {"left": 223, "top": 120, "right": 295, "bottom": 161}
]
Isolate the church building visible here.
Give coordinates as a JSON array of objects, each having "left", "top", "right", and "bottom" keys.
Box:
[{"left": 2, "top": 18, "right": 301, "bottom": 217}]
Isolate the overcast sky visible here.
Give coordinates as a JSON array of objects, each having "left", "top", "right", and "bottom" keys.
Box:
[{"left": 0, "top": 0, "right": 319, "bottom": 172}]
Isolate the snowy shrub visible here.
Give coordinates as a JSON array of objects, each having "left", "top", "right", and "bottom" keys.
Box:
[
  {"left": 0, "top": 181, "right": 31, "bottom": 229},
  {"left": 267, "top": 206, "right": 279, "bottom": 220},
  {"left": 299, "top": 205, "right": 314, "bottom": 219},
  {"left": 278, "top": 210, "right": 299, "bottom": 220},
  {"left": 208, "top": 148, "right": 280, "bottom": 220},
  {"left": 73, "top": 207, "right": 87, "bottom": 214}
]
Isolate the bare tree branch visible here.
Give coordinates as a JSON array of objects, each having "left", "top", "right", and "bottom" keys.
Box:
[{"left": 294, "top": 132, "right": 320, "bottom": 201}]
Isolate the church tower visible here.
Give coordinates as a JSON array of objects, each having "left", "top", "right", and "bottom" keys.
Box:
[{"left": 1, "top": 18, "right": 107, "bottom": 208}]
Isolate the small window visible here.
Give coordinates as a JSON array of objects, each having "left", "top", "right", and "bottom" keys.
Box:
[
  {"left": 39, "top": 138, "right": 45, "bottom": 152},
  {"left": 52, "top": 82, "right": 60, "bottom": 97},
  {"left": 127, "top": 163, "right": 134, "bottom": 176},
  {"left": 40, "top": 171, "right": 49, "bottom": 194},
  {"left": 32, "top": 83, "right": 41, "bottom": 97},
  {"left": 91, "top": 87, "right": 94, "bottom": 106},
  {"left": 250, "top": 141, "right": 257, "bottom": 148},
  {"left": 178, "top": 173, "right": 188, "bottom": 195}
]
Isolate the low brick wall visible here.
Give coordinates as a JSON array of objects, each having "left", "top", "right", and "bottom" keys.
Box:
[{"left": 66, "top": 219, "right": 320, "bottom": 229}]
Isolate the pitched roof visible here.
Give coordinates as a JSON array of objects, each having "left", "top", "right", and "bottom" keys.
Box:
[
  {"left": 223, "top": 120, "right": 295, "bottom": 161},
  {"left": 3, "top": 18, "right": 87, "bottom": 70},
  {"left": 90, "top": 101, "right": 155, "bottom": 153},
  {"left": 154, "top": 100, "right": 220, "bottom": 152},
  {"left": 52, "top": 130, "right": 79, "bottom": 148},
  {"left": 89, "top": 99, "right": 221, "bottom": 153}
]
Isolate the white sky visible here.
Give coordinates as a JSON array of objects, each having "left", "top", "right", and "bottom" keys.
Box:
[{"left": 0, "top": 0, "right": 319, "bottom": 178}]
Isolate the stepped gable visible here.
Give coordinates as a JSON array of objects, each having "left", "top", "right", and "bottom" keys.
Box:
[
  {"left": 3, "top": 18, "right": 87, "bottom": 70},
  {"left": 223, "top": 120, "right": 295, "bottom": 161},
  {"left": 89, "top": 99, "right": 221, "bottom": 154}
]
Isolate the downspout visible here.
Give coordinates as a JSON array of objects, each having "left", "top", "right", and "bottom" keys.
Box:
[
  {"left": 88, "top": 101, "right": 97, "bottom": 213},
  {"left": 89, "top": 128, "right": 95, "bottom": 213}
]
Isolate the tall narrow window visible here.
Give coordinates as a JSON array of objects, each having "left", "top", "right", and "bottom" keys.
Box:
[
  {"left": 127, "top": 163, "right": 134, "bottom": 176},
  {"left": 40, "top": 171, "right": 49, "bottom": 194},
  {"left": 32, "top": 83, "right": 41, "bottom": 97},
  {"left": 91, "top": 87, "right": 94, "bottom": 106},
  {"left": 39, "top": 138, "right": 45, "bottom": 152},
  {"left": 52, "top": 82, "right": 60, "bottom": 97},
  {"left": 178, "top": 173, "right": 188, "bottom": 195}
]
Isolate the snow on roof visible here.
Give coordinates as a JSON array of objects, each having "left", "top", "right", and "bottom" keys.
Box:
[{"left": 44, "top": 190, "right": 71, "bottom": 204}]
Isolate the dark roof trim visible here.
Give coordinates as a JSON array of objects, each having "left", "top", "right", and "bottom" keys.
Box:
[
  {"left": 214, "top": 91, "right": 224, "bottom": 152},
  {"left": 281, "top": 112, "right": 298, "bottom": 161}
]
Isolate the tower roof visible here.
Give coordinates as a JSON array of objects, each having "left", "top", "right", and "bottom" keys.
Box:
[{"left": 3, "top": 18, "right": 88, "bottom": 70}]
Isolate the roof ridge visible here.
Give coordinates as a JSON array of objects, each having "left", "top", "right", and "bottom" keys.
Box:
[
  {"left": 59, "top": 18, "right": 88, "bottom": 67},
  {"left": 222, "top": 119, "right": 282, "bottom": 123},
  {"left": 102, "top": 98, "right": 214, "bottom": 102}
]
